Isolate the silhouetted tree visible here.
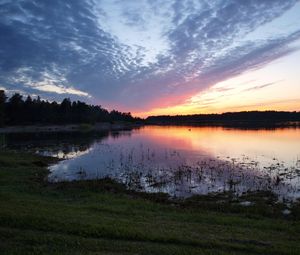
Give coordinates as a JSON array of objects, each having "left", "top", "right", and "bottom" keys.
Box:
[
  {"left": 24, "top": 96, "right": 33, "bottom": 123},
  {"left": 0, "top": 90, "right": 137, "bottom": 126},
  {"left": 0, "top": 90, "right": 7, "bottom": 127},
  {"left": 60, "top": 98, "right": 72, "bottom": 123},
  {"left": 7, "top": 93, "right": 24, "bottom": 125}
]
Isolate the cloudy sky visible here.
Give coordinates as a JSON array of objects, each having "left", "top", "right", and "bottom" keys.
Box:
[{"left": 1, "top": 0, "right": 300, "bottom": 116}]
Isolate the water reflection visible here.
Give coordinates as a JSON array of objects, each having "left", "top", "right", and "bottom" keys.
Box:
[
  {"left": 3, "top": 132, "right": 109, "bottom": 159},
  {"left": 3, "top": 126, "right": 300, "bottom": 200},
  {"left": 43, "top": 126, "right": 300, "bottom": 201}
]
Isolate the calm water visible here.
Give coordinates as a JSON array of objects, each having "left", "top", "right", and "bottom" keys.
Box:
[
  {"left": 44, "top": 126, "right": 300, "bottom": 200},
  {"left": 4, "top": 126, "right": 300, "bottom": 200}
]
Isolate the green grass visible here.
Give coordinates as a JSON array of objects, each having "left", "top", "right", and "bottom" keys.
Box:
[{"left": 0, "top": 151, "right": 300, "bottom": 254}]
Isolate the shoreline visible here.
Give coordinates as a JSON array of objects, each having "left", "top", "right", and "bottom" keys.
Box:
[
  {"left": 145, "top": 120, "right": 300, "bottom": 129},
  {"left": 1, "top": 120, "right": 300, "bottom": 134},
  {"left": 0, "top": 122, "right": 143, "bottom": 134}
]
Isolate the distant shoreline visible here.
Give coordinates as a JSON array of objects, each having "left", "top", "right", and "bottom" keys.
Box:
[
  {"left": 0, "top": 122, "right": 143, "bottom": 134},
  {"left": 145, "top": 120, "right": 300, "bottom": 129},
  {"left": 146, "top": 111, "right": 300, "bottom": 128}
]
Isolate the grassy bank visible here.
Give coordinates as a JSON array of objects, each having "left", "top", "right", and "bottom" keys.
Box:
[{"left": 0, "top": 151, "right": 300, "bottom": 254}]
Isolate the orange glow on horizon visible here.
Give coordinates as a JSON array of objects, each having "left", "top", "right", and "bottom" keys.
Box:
[
  {"left": 133, "top": 100, "right": 300, "bottom": 118},
  {"left": 132, "top": 50, "right": 300, "bottom": 118},
  {"left": 131, "top": 43, "right": 300, "bottom": 118}
]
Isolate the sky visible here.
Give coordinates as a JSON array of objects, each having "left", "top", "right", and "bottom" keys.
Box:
[{"left": 0, "top": 0, "right": 300, "bottom": 117}]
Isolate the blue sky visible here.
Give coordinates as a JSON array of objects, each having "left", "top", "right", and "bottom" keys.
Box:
[{"left": 0, "top": 0, "right": 300, "bottom": 116}]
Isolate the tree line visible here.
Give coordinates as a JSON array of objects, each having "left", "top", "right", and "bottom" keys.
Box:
[
  {"left": 0, "top": 90, "right": 138, "bottom": 127},
  {"left": 146, "top": 111, "right": 300, "bottom": 127},
  {"left": 1, "top": 89, "right": 299, "bottom": 128}
]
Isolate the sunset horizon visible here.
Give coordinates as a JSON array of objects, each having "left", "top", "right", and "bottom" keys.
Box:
[{"left": 1, "top": 1, "right": 300, "bottom": 117}]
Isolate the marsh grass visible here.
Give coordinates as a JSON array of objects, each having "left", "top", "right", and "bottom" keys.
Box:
[
  {"left": 1, "top": 150, "right": 300, "bottom": 254},
  {"left": 49, "top": 144, "right": 300, "bottom": 202}
]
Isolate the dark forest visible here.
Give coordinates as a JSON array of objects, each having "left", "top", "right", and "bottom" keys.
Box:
[{"left": 0, "top": 90, "right": 137, "bottom": 126}]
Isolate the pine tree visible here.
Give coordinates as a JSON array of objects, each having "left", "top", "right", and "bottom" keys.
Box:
[{"left": 0, "top": 90, "right": 7, "bottom": 127}]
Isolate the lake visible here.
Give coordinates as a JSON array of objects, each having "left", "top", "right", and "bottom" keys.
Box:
[{"left": 4, "top": 125, "right": 300, "bottom": 200}]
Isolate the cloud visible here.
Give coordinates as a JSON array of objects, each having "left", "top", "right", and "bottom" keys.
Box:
[
  {"left": 0, "top": 0, "right": 299, "bottom": 111},
  {"left": 243, "top": 80, "right": 282, "bottom": 92}
]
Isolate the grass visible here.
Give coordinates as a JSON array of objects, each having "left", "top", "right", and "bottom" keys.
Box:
[{"left": 0, "top": 151, "right": 300, "bottom": 254}]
